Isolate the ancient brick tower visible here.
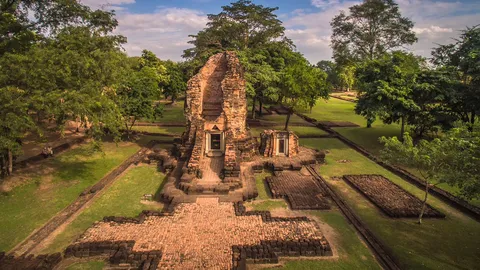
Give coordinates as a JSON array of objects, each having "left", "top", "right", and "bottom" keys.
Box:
[{"left": 182, "top": 51, "right": 256, "bottom": 191}]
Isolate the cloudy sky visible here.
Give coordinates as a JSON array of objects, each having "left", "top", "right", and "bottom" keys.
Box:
[{"left": 81, "top": 0, "right": 480, "bottom": 64}]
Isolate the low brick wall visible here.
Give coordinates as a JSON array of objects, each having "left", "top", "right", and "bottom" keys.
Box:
[{"left": 0, "top": 252, "right": 62, "bottom": 270}]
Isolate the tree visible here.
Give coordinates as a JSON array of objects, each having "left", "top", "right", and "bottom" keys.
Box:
[
  {"left": 331, "top": 0, "right": 417, "bottom": 62},
  {"left": 380, "top": 129, "right": 480, "bottom": 224},
  {"left": 279, "top": 53, "right": 329, "bottom": 129},
  {"left": 355, "top": 51, "right": 421, "bottom": 136},
  {"left": 316, "top": 60, "right": 340, "bottom": 91},
  {"left": 338, "top": 64, "right": 356, "bottom": 91},
  {"left": 116, "top": 65, "right": 164, "bottom": 138},
  {"left": 431, "top": 25, "right": 480, "bottom": 131},
  {"left": 162, "top": 61, "right": 187, "bottom": 103},
  {"left": 0, "top": 87, "right": 35, "bottom": 176},
  {"left": 183, "top": 0, "right": 290, "bottom": 60},
  {"left": 0, "top": 1, "right": 126, "bottom": 176}
]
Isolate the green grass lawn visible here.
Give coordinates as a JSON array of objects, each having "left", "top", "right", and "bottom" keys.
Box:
[
  {"left": 275, "top": 210, "right": 381, "bottom": 270},
  {"left": 132, "top": 125, "right": 185, "bottom": 135},
  {"left": 158, "top": 101, "right": 185, "bottom": 123},
  {"left": 65, "top": 260, "right": 105, "bottom": 270},
  {"left": 302, "top": 98, "right": 480, "bottom": 207},
  {"left": 0, "top": 142, "right": 140, "bottom": 252},
  {"left": 301, "top": 138, "right": 480, "bottom": 270},
  {"left": 41, "top": 165, "right": 166, "bottom": 254}
]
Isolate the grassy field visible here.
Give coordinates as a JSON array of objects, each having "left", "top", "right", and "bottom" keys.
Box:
[
  {"left": 301, "top": 138, "right": 480, "bottom": 270},
  {"left": 132, "top": 125, "right": 185, "bottom": 135},
  {"left": 41, "top": 165, "right": 166, "bottom": 253},
  {"left": 276, "top": 210, "right": 381, "bottom": 270},
  {"left": 65, "top": 260, "right": 105, "bottom": 270},
  {"left": 302, "top": 98, "right": 480, "bottom": 207},
  {"left": 157, "top": 101, "right": 185, "bottom": 123},
  {"left": 0, "top": 142, "right": 140, "bottom": 252}
]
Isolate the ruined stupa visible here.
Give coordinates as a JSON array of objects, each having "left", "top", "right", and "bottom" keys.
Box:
[{"left": 179, "top": 51, "right": 257, "bottom": 193}]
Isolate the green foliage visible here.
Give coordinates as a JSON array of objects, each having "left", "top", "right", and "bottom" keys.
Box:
[
  {"left": 355, "top": 51, "right": 422, "bottom": 134},
  {"left": 114, "top": 50, "right": 168, "bottom": 137},
  {"left": 380, "top": 129, "right": 480, "bottom": 222},
  {"left": 431, "top": 25, "right": 480, "bottom": 128},
  {"left": 0, "top": 0, "right": 127, "bottom": 176},
  {"left": 162, "top": 60, "right": 187, "bottom": 102},
  {"left": 183, "top": 0, "right": 290, "bottom": 60},
  {"left": 331, "top": 0, "right": 417, "bottom": 62}
]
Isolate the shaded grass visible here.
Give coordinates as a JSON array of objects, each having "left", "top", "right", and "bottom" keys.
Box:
[
  {"left": 301, "top": 138, "right": 480, "bottom": 270},
  {"left": 158, "top": 102, "right": 185, "bottom": 123},
  {"left": 274, "top": 210, "right": 380, "bottom": 270},
  {"left": 65, "top": 260, "right": 105, "bottom": 270},
  {"left": 132, "top": 125, "right": 185, "bottom": 135},
  {"left": 0, "top": 142, "right": 140, "bottom": 252},
  {"left": 255, "top": 170, "right": 273, "bottom": 200},
  {"left": 41, "top": 166, "right": 166, "bottom": 253},
  {"left": 250, "top": 200, "right": 287, "bottom": 211},
  {"left": 249, "top": 126, "right": 328, "bottom": 138}
]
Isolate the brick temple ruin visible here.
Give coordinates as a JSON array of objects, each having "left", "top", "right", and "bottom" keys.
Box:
[{"left": 160, "top": 51, "right": 324, "bottom": 199}]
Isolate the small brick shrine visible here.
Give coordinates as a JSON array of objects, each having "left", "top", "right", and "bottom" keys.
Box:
[{"left": 259, "top": 130, "right": 299, "bottom": 157}]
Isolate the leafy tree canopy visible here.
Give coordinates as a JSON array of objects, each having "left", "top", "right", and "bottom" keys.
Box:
[{"left": 331, "top": 0, "right": 417, "bottom": 63}]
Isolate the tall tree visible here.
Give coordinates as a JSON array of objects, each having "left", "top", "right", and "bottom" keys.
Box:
[
  {"left": 162, "top": 60, "right": 187, "bottom": 103},
  {"left": 431, "top": 25, "right": 480, "bottom": 130},
  {"left": 331, "top": 0, "right": 417, "bottom": 62},
  {"left": 0, "top": 1, "right": 125, "bottom": 176},
  {"left": 316, "top": 60, "right": 340, "bottom": 91},
  {"left": 355, "top": 51, "right": 421, "bottom": 135},
  {"left": 183, "top": 0, "right": 290, "bottom": 60},
  {"left": 279, "top": 53, "right": 329, "bottom": 129}
]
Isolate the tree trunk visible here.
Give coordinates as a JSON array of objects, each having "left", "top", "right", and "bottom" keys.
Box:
[
  {"left": 7, "top": 149, "right": 13, "bottom": 176},
  {"left": 1, "top": 154, "right": 6, "bottom": 178},
  {"left": 284, "top": 111, "right": 292, "bottom": 130},
  {"left": 259, "top": 99, "right": 263, "bottom": 116},
  {"left": 469, "top": 111, "right": 476, "bottom": 132},
  {"left": 171, "top": 95, "right": 176, "bottom": 104},
  {"left": 400, "top": 115, "right": 406, "bottom": 140},
  {"left": 418, "top": 182, "right": 429, "bottom": 224},
  {"left": 251, "top": 96, "right": 256, "bottom": 120}
]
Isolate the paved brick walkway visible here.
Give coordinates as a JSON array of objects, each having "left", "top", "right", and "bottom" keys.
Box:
[
  {"left": 76, "top": 198, "right": 326, "bottom": 269},
  {"left": 200, "top": 157, "right": 223, "bottom": 183}
]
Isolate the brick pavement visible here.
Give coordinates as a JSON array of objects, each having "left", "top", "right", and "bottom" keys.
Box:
[{"left": 74, "top": 198, "right": 329, "bottom": 269}]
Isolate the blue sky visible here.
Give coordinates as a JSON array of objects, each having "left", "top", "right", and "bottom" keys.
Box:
[{"left": 82, "top": 0, "right": 480, "bottom": 63}]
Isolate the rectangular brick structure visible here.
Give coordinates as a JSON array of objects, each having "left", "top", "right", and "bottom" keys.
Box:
[
  {"left": 266, "top": 172, "right": 331, "bottom": 210},
  {"left": 343, "top": 175, "right": 445, "bottom": 218}
]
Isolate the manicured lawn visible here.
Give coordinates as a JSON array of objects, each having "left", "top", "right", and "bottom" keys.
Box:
[
  {"left": 275, "top": 210, "right": 380, "bottom": 270},
  {"left": 132, "top": 125, "right": 185, "bottom": 135},
  {"left": 255, "top": 170, "right": 273, "bottom": 200},
  {"left": 301, "top": 138, "right": 480, "bottom": 270},
  {"left": 249, "top": 126, "right": 328, "bottom": 138},
  {"left": 41, "top": 165, "right": 166, "bottom": 253},
  {"left": 0, "top": 142, "right": 140, "bottom": 252},
  {"left": 65, "top": 260, "right": 105, "bottom": 270},
  {"left": 303, "top": 99, "right": 480, "bottom": 207},
  {"left": 158, "top": 101, "right": 185, "bottom": 123}
]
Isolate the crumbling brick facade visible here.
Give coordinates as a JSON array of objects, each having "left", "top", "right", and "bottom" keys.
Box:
[{"left": 183, "top": 51, "right": 256, "bottom": 183}]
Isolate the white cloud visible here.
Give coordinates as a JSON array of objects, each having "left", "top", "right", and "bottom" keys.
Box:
[
  {"left": 113, "top": 8, "right": 208, "bottom": 61},
  {"left": 284, "top": 0, "right": 479, "bottom": 63},
  {"left": 311, "top": 0, "right": 340, "bottom": 9},
  {"left": 413, "top": 26, "right": 453, "bottom": 35}
]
